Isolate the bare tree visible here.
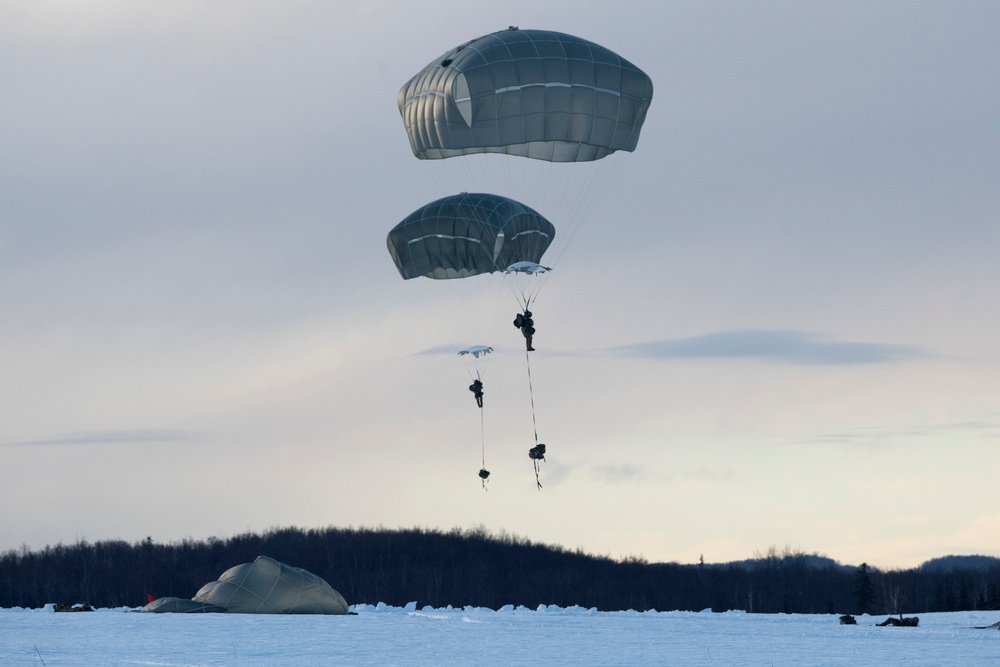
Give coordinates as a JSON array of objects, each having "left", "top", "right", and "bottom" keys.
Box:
[{"left": 880, "top": 580, "right": 907, "bottom": 619}]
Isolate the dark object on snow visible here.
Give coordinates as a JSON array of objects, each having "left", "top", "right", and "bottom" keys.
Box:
[
  {"left": 53, "top": 603, "right": 93, "bottom": 612},
  {"left": 839, "top": 615, "right": 857, "bottom": 625},
  {"left": 972, "top": 621, "right": 1000, "bottom": 630},
  {"left": 877, "top": 616, "right": 919, "bottom": 627}
]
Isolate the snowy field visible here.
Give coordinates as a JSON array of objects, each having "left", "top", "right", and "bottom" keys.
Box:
[{"left": 3, "top": 604, "right": 998, "bottom": 666}]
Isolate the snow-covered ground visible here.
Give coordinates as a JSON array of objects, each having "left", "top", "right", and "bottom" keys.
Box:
[{"left": 3, "top": 604, "right": 998, "bottom": 666}]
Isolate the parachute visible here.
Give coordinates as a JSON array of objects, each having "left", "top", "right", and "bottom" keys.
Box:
[
  {"left": 143, "top": 556, "right": 348, "bottom": 614},
  {"left": 506, "top": 261, "right": 551, "bottom": 275},
  {"left": 458, "top": 345, "right": 494, "bottom": 358},
  {"left": 387, "top": 192, "right": 554, "bottom": 281},
  {"left": 460, "top": 346, "right": 490, "bottom": 408},
  {"left": 397, "top": 27, "right": 654, "bottom": 272},
  {"left": 387, "top": 191, "right": 555, "bottom": 316},
  {"left": 393, "top": 29, "right": 652, "bottom": 489},
  {"left": 398, "top": 27, "right": 654, "bottom": 162},
  {"left": 505, "top": 262, "right": 551, "bottom": 310},
  {"left": 388, "top": 193, "right": 555, "bottom": 487}
]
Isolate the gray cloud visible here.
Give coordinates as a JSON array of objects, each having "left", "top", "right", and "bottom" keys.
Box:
[
  {"left": 416, "top": 344, "right": 470, "bottom": 357},
  {"left": 804, "top": 420, "right": 1000, "bottom": 447},
  {"left": 2, "top": 430, "right": 200, "bottom": 448},
  {"left": 611, "top": 330, "right": 919, "bottom": 365},
  {"left": 590, "top": 464, "right": 648, "bottom": 485},
  {"left": 677, "top": 468, "right": 745, "bottom": 483},
  {"left": 587, "top": 465, "right": 742, "bottom": 486}
]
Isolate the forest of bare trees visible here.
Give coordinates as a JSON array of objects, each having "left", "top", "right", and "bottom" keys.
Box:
[{"left": 2, "top": 527, "right": 998, "bottom": 614}]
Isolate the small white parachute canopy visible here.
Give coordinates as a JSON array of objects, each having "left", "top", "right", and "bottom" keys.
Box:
[
  {"left": 505, "top": 261, "right": 551, "bottom": 275},
  {"left": 458, "top": 345, "right": 493, "bottom": 358},
  {"left": 143, "top": 555, "right": 348, "bottom": 615}
]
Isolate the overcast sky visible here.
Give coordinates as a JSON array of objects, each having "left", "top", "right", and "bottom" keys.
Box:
[{"left": 2, "top": 1, "right": 998, "bottom": 569}]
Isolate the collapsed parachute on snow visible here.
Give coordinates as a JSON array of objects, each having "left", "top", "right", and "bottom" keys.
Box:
[
  {"left": 387, "top": 192, "right": 554, "bottom": 280},
  {"left": 398, "top": 27, "right": 654, "bottom": 162},
  {"left": 143, "top": 555, "right": 348, "bottom": 614}
]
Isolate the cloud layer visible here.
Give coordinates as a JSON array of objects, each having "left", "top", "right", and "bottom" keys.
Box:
[
  {"left": 612, "top": 330, "right": 919, "bottom": 365},
  {"left": 2, "top": 430, "right": 200, "bottom": 448}
]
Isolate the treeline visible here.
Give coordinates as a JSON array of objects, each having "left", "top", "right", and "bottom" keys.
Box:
[{"left": 1, "top": 526, "right": 999, "bottom": 614}]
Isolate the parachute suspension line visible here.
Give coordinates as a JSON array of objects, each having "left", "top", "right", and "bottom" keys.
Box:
[
  {"left": 479, "top": 401, "right": 489, "bottom": 490},
  {"left": 470, "top": 368, "right": 489, "bottom": 490},
  {"left": 544, "top": 154, "right": 630, "bottom": 269},
  {"left": 524, "top": 349, "right": 538, "bottom": 442},
  {"left": 520, "top": 294, "right": 532, "bottom": 315},
  {"left": 504, "top": 273, "right": 546, "bottom": 316},
  {"left": 531, "top": 455, "right": 544, "bottom": 490},
  {"left": 524, "top": 346, "right": 543, "bottom": 490},
  {"left": 429, "top": 153, "right": 613, "bottom": 274},
  {"left": 506, "top": 276, "right": 525, "bottom": 312}
]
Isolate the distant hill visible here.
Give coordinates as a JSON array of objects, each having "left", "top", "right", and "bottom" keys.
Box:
[
  {"left": 712, "top": 548, "right": 856, "bottom": 573},
  {"left": 919, "top": 555, "right": 1000, "bottom": 573},
  {"left": 721, "top": 554, "right": 855, "bottom": 573}
]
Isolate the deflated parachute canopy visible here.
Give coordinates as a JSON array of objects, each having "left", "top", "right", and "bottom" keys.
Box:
[
  {"left": 143, "top": 555, "right": 348, "bottom": 614},
  {"left": 398, "top": 27, "right": 654, "bottom": 162},
  {"left": 458, "top": 345, "right": 493, "bottom": 358},
  {"left": 143, "top": 597, "right": 226, "bottom": 613},
  {"left": 387, "top": 192, "right": 554, "bottom": 280}
]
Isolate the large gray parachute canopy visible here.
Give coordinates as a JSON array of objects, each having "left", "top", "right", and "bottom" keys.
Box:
[
  {"left": 398, "top": 27, "right": 654, "bottom": 162},
  {"left": 143, "top": 556, "right": 349, "bottom": 614},
  {"left": 388, "top": 192, "right": 555, "bottom": 280}
]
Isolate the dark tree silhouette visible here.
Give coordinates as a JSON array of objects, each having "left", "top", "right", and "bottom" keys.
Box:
[
  {"left": 1, "top": 530, "right": 998, "bottom": 614},
  {"left": 853, "top": 563, "right": 875, "bottom": 614}
]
